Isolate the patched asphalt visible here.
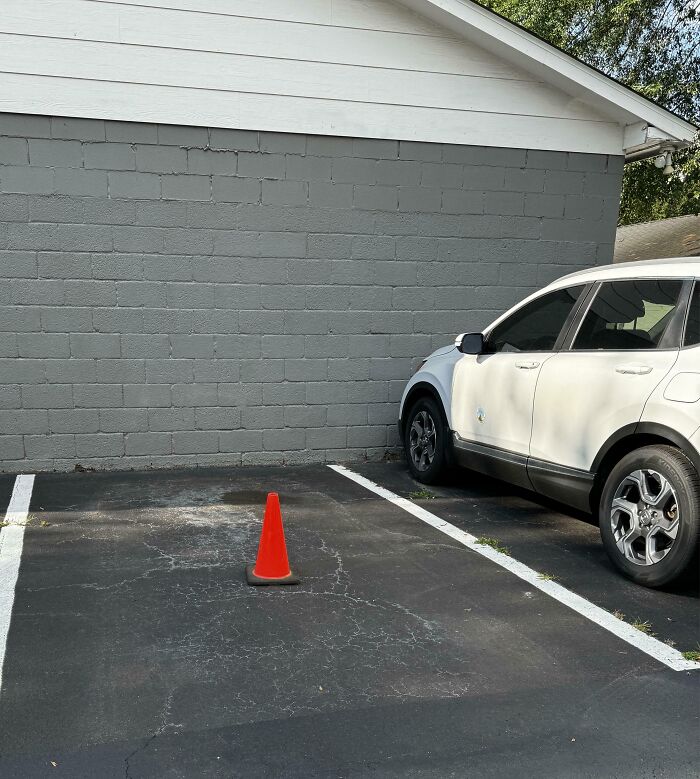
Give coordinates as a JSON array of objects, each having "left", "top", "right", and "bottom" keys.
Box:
[{"left": 0, "top": 464, "right": 697, "bottom": 778}]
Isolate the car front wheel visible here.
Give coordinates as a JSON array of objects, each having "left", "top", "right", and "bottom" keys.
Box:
[
  {"left": 599, "top": 445, "right": 700, "bottom": 588},
  {"left": 403, "top": 396, "right": 450, "bottom": 484}
]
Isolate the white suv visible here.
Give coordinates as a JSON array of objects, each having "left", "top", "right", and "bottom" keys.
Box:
[{"left": 400, "top": 258, "right": 700, "bottom": 587}]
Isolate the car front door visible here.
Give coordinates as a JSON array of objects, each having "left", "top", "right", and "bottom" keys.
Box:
[
  {"left": 530, "top": 278, "right": 686, "bottom": 472},
  {"left": 452, "top": 284, "right": 586, "bottom": 456}
]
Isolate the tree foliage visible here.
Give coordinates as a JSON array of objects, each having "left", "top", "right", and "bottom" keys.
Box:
[{"left": 477, "top": 0, "right": 700, "bottom": 224}]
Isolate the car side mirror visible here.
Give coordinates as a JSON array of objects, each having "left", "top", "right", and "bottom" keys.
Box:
[{"left": 458, "top": 332, "right": 485, "bottom": 354}]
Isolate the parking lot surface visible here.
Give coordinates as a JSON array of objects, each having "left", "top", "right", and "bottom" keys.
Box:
[{"left": 0, "top": 462, "right": 698, "bottom": 778}]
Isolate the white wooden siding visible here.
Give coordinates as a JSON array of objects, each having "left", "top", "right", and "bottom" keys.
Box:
[{"left": 0, "top": 0, "right": 624, "bottom": 154}]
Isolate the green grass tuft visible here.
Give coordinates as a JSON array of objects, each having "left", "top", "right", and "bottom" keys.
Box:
[
  {"left": 476, "top": 536, "right": 510, "bottom": 555},
  {"left": 537, "top": 572, "right": 559, "bottom": 582},
  {"left": 681, "top": 649, "right": 700, "bottom": 662},
  {"left": 408, "top": 489, "right": 436, "bottom": 500}
]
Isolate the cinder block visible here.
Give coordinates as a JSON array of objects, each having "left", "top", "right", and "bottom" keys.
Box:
[
  {"left": 375, "top": 160, "right": 420, "bottom": 186},
  {"left": 30, "top": 196, "right": 84, "bottom": 223},
  {"left": 0, "top": 409, "right": 49, "bottom": 434},
  {"left": 238, "top": 153, "right": 285, "bottom": 179},
  {"left": 123, "top": 384, "right": 171, "bottom": 407},
  {"left": 56, "top": 168, "right": 108, "bottom": 197},
  {"left": 524, "top": 192, "right": 564, "bottom": 218},
  {"left": 28, "top": 139, "right": 81, "bottom": 167},
  {"left": 83, "top": 198, "right": 137, "bottom": 225},
  {"left": 48, "top": 408, "right": 99, "bottom": 433},
  {"left": 240, "top": 310, "right": 284, "bottom": 334},
  {"left": 70, "top": 333, "right": 120, "bottom": 358},
  {"left": 117, "top": 281, "right": 166, "bottom": 308},
  {"left": 262, "top": 179, "right": 307, "bottom": 206},
  {"left": 284, "top": 405, "right": 326, "bottom": 427},
  {"left": 354, "top": 185, "right": 397, "bottom": 211},
  {"left": 125, "top": 432, "right": 171, "bottom": 455},
  {"left": 195, "top": 407, "right": 241, "bottom": 430},
  {"left": 0, "top": 114, "right": 51, "bottom": 138},
  {"left": 399, "top": 141, "right": 441, "bottom": 162},
  {"left": 3, "top": 251, "right": 37, "bottom": 278},
  {"left": 76, "top": 433, "right": 124, "bottom": 457},
  {"left": 21, "top": 384, "right": 72, "bottom": 409},
  {"left": 0, "top": 166, "right": 55, "bottom": 195},
  {"left": 106, "top": 121, "right": 158, "bottom": 144},
  {"left": 121, "top": 334, "right": 169, "bottom": 358},
  {"left": 0, "top": 333, "right": 17, "bottom": 357},
  {"left": 161, "top": 175, "right": 210, "bottom": 201},
  {"left": 328, "top": 358, "right": 370, "bottom": 381},
  {"left": 74, "top": 384, "right": 123, "bottom": 408},
  {"left": 219, "top": 429, "right": 262, "bottom": 452},
  {"left": 260, "top": 133, "right": 305, "bottom": 155},
  {"left": 565, "top": 194, "right": 604, "bottom": 221},
  {"left": 309, "top": 182, "right": 352, "bottom": 208},
  {"left": 0, "top": 306, "right": 40, "bottom": 333},
  {"left": 99, "top": 408, "right": 148, "bottom": 433},
  {"left": 17, "top": 333, "right": 69, "bottom": 358},
  {"left": 399, "top": 187, "right": 441, "bottom": 213},
  {"left": 11, "top": 279, "right": 64, "bottom": 305},
  {"left": 64, "top": 280, "right": 116, "bottom": 307},
  {"left": 286, "top": 155, "right": 331, "bottom": 182},
  {"left": 171, "top": 383, "right": 218, "bottom": 407},
  {"left": 0, "top": 138, "right": 28, "bottom": 165},
  {"left": 218, "top": 382, "right": 262, "bottom": 407},
  {"left": 108, "top": 171, "right": 161, "bottom": 199},
  {"left": 327, "top": 404, "right": 368, "bottom": 426},
  {"left": 486, "top": 191, "right": 524, "bottom": 216},
  {"left": 187, "top": 149, "right": 237, "bottom": 175},
  {"left": 145, "top": 359, "right": 194, "bottom": 383},
  {"left": 84, "top": 142, "right": 136, "bottom": 170},
  {"left": 544, "top": 170, "right": 585, "bottom": 195},
  {"left": 143, "top": 254, "right": 191, "bottom": 281},
  {"left": 0, "top": 385, "right": 21, "bottom": 408},
  {"left": 134, "top": 201, "right": 187, "bottom": 228},
  {"left": 51, "top": 117, "right": 105, "bottom": 141},
  {"left": 163, "top": 227, "right": 214, "bottom": 255},
  {"left": 504, "top": 168, "right": 545, "bottom": 193},
  {"left": 148, "top": 407, "right": 195, "bottom": 431},
  {"left": 209, "top": 129, "right": 258, "bottom": 151},
  {"left": 24, "top": 434, "right": 75, "bottom": 459},
  {"left": 584, "top": 172, "right": 622, "bottom": 197},
  {"left": 306, "top": 135, "right": 353, "bottom": 157},
  {"left": 92, "top": 253, "right": 144, "bottom": 280},
  {"left": 96, "top": 358, "right": 145, "bottom": 383},
  {"left": 347, "top": 425, "right": 387, "bottom": 447},
  {"left": 165, "top": 281, "right": 216, "bottom": 309},
  {"left": 463, "top": 165, "right": 505, "bottom": 191},
  {"left": 307, "top": 233, "right": 352, "bottom": 260},
  {"left": 0, "top": 436, "right": 26, "bottom": 460},
  {"left": 261, "top": 335, "right": 304, "bottom": 359},
  {"left": 332, "top": 157, "right": 376, "bottom": 184},
  {"left": 212, "top": 176, "right": 261, "bottom": 203},
  {"left": 262, "top": 381, "right": 305, "bottom": 404},
  {"left": 112, "top": 226, "right": 163, "bottom": 254},
  {"left": 0, "top": 194, "right": 29, "bottom": 221},
  {"left": 263, "top": 428, "right": 304, "bottom": 451},
  {"left": 351, "top": 138, "right": 398, "bottom": 159},
  {"left": 45, "top": 359, "right": 96, "bottom": 384},
  {"left": 173, "top": 431, "right": 218, "bottom": 454}
]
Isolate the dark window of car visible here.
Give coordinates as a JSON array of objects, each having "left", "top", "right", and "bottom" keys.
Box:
[
  {"left": 684, "top": 282, "right": 700, "bottom": 347},
  {"left": 487, "top": 285, "right": 583, "bottom": 353},
  {"left": 573, "top": 279, "right": 683, "bottom": 351}
]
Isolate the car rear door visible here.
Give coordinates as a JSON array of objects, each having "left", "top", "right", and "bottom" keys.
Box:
[{"left": 529, "top": 278, "right": 687, "bottom": 473}]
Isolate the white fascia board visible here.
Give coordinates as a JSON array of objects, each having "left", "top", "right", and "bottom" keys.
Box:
[{"left": 399, "top": 0, "right": 697, "bottom": 143}]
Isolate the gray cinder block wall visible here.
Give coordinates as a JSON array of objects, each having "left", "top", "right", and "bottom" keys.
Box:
[{"left": 0, "top": 113, "right": 623, "bottom": 472}]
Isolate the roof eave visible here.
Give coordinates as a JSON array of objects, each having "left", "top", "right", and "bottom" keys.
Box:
[{"left": 398, "top": 0, "right": 698, "bottom": 147}]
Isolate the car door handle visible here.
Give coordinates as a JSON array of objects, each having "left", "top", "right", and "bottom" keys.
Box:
[
  {"left": 515, "top": 360, "right": 540, "bottom": 370},
  {"left": 615, "top": 364, "right": 653, "bottom": 375}
]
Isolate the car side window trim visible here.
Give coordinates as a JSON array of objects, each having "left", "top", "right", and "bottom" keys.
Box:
[
  {"left": 680, "top": 280, "right": 699, "bottom": 349},
  {"left": 561, "top": 277, "right": 692, "bottom": 353}
]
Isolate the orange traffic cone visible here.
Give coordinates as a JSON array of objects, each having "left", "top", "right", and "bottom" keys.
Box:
[{"left": 246, "top": 492, "right": 300, "bottom": 585}]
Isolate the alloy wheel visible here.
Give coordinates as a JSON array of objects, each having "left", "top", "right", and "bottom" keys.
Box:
[
  {"left": 408, "top": 410, "right": 437, "bottom": 472},
  {"left": 610, "top": 469, "right": 680, "bottom": 566}
]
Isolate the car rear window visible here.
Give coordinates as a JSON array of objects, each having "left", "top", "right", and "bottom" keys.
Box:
[{"left": 573, "top": 279, "right": 683, "bottom": 351}]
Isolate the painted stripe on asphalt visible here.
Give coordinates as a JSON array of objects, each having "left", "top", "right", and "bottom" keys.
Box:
[
  {"left": 0, "top": 474, "right": 35, "bottom": 691},
  {"left": 328, "top": 464, "right": 700, "bottom": 673}
]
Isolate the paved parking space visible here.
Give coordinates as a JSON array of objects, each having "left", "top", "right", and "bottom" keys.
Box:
[{"left": 0, "top": 463, "right": 698, "bottom": 777}]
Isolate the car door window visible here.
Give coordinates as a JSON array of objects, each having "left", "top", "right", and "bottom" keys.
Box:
[
  {"left": 684, "top": 283, "right": 699, "bottom": 347},
  {"left": 573, "top": 279, "right": 683, "bottom": 351},
  {"left": 487, "top": 286, "right": 583, "bottom": 353}
]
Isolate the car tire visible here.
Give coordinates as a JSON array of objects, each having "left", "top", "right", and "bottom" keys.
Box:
[
  {"left": 599, "top": 445, "right": 700, "bottom": 588},
  {"left": 403, "top": 396, "right": 450, "bottom": 484}
]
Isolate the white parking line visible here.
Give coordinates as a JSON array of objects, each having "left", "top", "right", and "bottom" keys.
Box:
[
  {"left": 0, "top": 474, "right": 35, "bottom": 690},
  {"left": 329, "top": 464, "right": 700, "bottom": 673}
]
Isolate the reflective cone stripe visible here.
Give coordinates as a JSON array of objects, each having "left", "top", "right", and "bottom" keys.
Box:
[{"left": 252, "top": 492, "right": 292, "bottom": 579}]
